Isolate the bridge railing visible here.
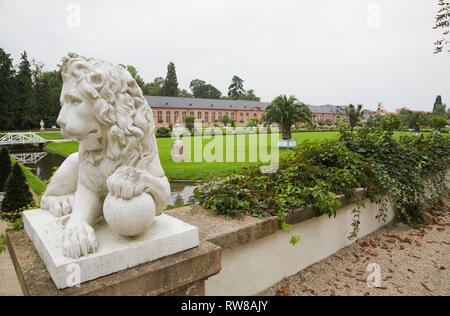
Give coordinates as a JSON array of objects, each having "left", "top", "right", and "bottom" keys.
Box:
[{"left": 0, "top": 132, "right": 46, "bottom": 146}]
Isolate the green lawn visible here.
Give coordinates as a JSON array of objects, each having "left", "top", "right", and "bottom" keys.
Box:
[
  {"left": 40, "top": 132, "right": 63, "bottom": 140},
  {"left": 44, "top": 131, "right": 338, "bottom": 180},
  {"left": 44, "top": 130, "right": 445, "bottom": 180}
]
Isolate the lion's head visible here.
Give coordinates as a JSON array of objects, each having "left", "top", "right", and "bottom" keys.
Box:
[{"left": 58, "top": 56, "right": 164, "bottom": 177}]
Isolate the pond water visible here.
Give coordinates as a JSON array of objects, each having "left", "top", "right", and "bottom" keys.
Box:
[{"left": 8, "top": 145, "right": 197, "bottom": 207}]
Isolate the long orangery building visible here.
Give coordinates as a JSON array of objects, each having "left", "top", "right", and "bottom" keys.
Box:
[{"left": 145, "top": 96, "right": 343, "bottom": 127}]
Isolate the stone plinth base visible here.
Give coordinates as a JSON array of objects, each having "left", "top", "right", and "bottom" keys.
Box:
[
  {"left": 23, "top": 209, "right": 200, "bottom": 290},
  {"left": 7, "top": 229, "right": 221, "bottom": 296}
]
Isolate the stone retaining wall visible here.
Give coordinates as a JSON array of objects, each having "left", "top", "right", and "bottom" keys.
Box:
[{"left": 167, "top": 189, "right": 395, "bottom": 295}]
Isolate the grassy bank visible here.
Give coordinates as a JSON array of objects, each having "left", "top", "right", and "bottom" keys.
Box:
[{"left": 9, "top": 156, "right": 47, "bottom": 197}]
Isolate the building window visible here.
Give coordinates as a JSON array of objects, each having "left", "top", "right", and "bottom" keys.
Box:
[
  {"left": 190, "top": 112, "right": 194, "bottom": 117},
  {"left": 225, "top": 112, "right": 229, "bottom": 118},
  {"left": 254, "top": 113, "right": 257, "bottom": 118},
  {"left": 157, "top": 111, "right": 163, "bottom": 122},
  {"left": 212, "top": 112, "right": 216, "bottom": 122},
  {"left": 231, "top": 112, "right": 235, "bottom": 120},
  {"left": 174, "top": 111, "right": 179, "bottom": 123},
  {"left": 218, "top": 112, "right": 222, "bottom": 119},
  {"left": 182, "top": 111, "right": 186, "bottom": 123},
  {"left": 197, "top": 112, "right": 202, "bottom": 120},
  {"left": 166, "top": 111, "right": 171, "bottom": 124},
  {"left": 204, "top": 112, "right": 209, "bottom": 123}
]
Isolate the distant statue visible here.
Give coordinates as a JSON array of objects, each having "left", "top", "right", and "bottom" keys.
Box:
[
  {"left": 171, "top": 124, "right": 185, "bottom": 163},
  {"left": 40, "top": 56, "right": 170, "bottom": 258},
  {"left": 39, "top": 120, "right": 45, "bottom": 134}
]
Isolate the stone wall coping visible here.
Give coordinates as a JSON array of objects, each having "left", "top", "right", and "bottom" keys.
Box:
[
  {"left": 7, "top": 229, "right": 221, "bottom": 296},
  {"left": 166, "top": 188, "right": 367, "bottom": 249}
]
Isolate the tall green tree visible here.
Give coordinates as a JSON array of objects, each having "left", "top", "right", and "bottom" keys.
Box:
[
  {"left": 238, "top": 89, "right": 261, "bottom": 101},
  {"left": 408, "top": 112, "right": 425, "bottom": 132},
  {"left": 124, "top": 65, "right": 147, "bottom": 93},
  {"left": 178, "top": 89, "right": 193, "bottom": 98},
  {"left": 33, "top": 67, "right": 62, "bottom": 127},
  {"left": 163, "top": 62, "right": 179, "bottom": 96},
  {"left": 264, "top": 95, "right": 312, "bottom": 140},
  {"left": 435, "top": 95, "right": 443, "bottom": 106},
  {"left": 341, "top": 104, "right": 363, "bottom": 133},
  {"left": 190, "top": 79, "right": 222, "bottom": 99},
  {"left": 0, "top": 148, "right": 11, "bottom": 192},
  {"left": 381, "top": 114, "right": 401, "bottom": 131},
  {"left": 1, "top": 163, "right": 33, "bottom": 217},
  {"left": 398, "top": 108, "right": 413, "bottom": 115},
  {"left": 145, "top": 77, "right": 165, "bottom": 96},
  {"left": 0, "top": 48, "right": 17, "bottom": 130},
  {"left": 433, "top": 95, "right": 446, "bottom": 115},
  {"left": 16, "top": 51, "right": 36, "bottom": 129},
  {"left": 431, "top": 116, "right": 447, "bottom": 131},
  {"left": 228, "top": 75, "right": 245, "bottom": 99}
]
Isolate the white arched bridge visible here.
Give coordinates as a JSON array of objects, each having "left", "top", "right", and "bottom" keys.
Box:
[
  {"left": 0, "top": 132, "right": 46, "bottom": 146},
  {"left": 11, "top": 152, "right": 48, "bottom": 164}
]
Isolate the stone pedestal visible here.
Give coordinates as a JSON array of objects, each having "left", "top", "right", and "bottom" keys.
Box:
[
  {"left": 7, "top": 228, "right": 221, "bottom": 296},
  {"left": 21, "top": 209, "right": 204, "bottom": 291}
]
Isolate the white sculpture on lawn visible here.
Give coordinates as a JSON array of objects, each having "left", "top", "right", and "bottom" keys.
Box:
[{"left": 40, "top": 56, "right": 170, "bottom": 258}]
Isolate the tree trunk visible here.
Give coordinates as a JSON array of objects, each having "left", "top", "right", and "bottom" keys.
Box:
[{"left": 282, "top": 125, "right": 291, "bottom": 140}]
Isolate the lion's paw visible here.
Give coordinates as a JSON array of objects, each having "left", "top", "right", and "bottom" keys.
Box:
[
  {"left": 106, "top": 166, "right": 146, "bottom": 200},
  {"left": 41, "top": 194, "right": 74, "bottom": 217},
  {"left": 61, "top": 223, "right": 97, "bottom": 258}
]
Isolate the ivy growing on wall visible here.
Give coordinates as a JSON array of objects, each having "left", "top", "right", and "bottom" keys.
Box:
[{"left": 190, "top": 125, "right": 450, "bottom": 241}]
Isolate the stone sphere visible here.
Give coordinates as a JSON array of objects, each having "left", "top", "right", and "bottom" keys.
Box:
[{"left": 103, "top": 193, "right": 156, "bottom": 237}]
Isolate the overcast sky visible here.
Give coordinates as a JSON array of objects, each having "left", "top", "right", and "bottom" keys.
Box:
[{"left": 0, "top": 0, "right": 448, "bottom": 111}]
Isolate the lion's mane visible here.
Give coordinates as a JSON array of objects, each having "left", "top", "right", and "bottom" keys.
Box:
[{"left": 61, "top": 56, "right": 164, "bottom": 178}]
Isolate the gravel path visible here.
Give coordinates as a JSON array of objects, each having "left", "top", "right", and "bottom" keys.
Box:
[
  {"left": 0, "top": 219, "right": 22, "bottom": 296},
  {"left": 259, "top": 204, "right": 450, "bottom": 296}
]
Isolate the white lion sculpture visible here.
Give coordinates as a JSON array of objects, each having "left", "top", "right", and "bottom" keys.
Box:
[{"left": 40, "top": 56, "right": 170, "bottom": 259}]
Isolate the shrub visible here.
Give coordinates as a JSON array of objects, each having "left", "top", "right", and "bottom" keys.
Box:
[
  {"left": 1, "top": 163, "right": 34, "bottom": 221},
  {"left": 184, "top": 116, "right": 195, "bottom": 134},
  {"left": 191, "top": 124, "right": 450, "bottom": 237},
  {"left": 156, "top": 127, "right": 171, "bottom": 138},
  {"left": 0, "top": 147, "right": 11, "bottom": 192}
]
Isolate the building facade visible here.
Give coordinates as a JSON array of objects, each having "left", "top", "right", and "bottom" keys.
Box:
[
  {"left": 308, "top": 105, "right": 344, "bottom": 124},
  {"left": 146, "top": 96, "right": 269, "bottom": 127},
  {"left": 145, "top": 96, "right": 344, "bottom": 127}
]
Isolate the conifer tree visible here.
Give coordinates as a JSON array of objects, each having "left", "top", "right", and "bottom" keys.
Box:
[
  {"left": 16, "top": 51, "right": 36, "bottom": 129},
  {"left": 0, "top": 48, "right": 17, "bottom": 130},
  {"left": 0, "top": 148, "right": 11, "bottom": 192},
  {"left": 163, "top": 62, "right": 179, "bottom": 97},
  {"left": 1, "top": 163, "right": 33, "bottom": 217}
]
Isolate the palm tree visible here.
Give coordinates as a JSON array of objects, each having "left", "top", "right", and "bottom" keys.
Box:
[
  {"left": 264, "top": 95, "right": 312, "bottom": 140},
  {"left": 342, "top": 104, "right": 363, "bottom": 133}
]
